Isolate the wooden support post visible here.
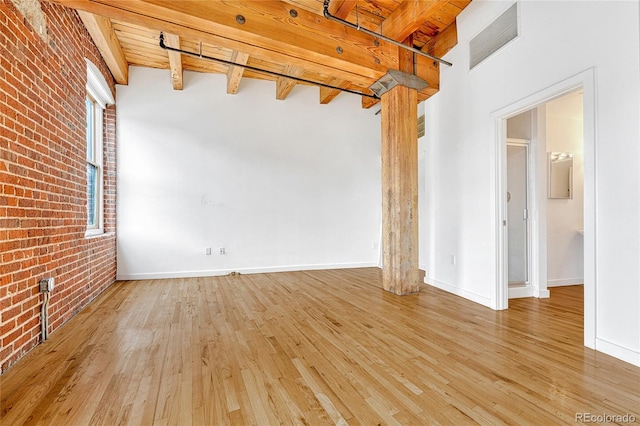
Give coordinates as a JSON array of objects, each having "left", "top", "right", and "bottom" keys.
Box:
[
  {"left": 380, "top": 85, "right": 419, "bottom": 295},
  {"left": 380, "top": 34, "right": 420, "bottom": 295}
]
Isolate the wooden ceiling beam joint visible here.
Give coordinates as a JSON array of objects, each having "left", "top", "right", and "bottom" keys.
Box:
[
  {"left": 108, "top": 0, "right": 392, "bottom": 78},
  {"left": 77, "top": 11, "right": 128, "bottom": 84},
  {"left": 276, "top": 65, "right": 304, "bottom": 101},
  {"left": 381, "top": 0, "right": 443, "bottom": 43},
  {"left": 362, "top": 96, "right": 380, "bottom": 109},
  {"left": 51, "top": 0, "right": 385, "bottom": 91},
  {"left": 226, "top": 50, "right": 250, "bottom": 94},
  {"left": 61, "top": 0, "right": 472, "bottom": 105},
  {"left": 329, "top": 0, "right": 358, "bottom": 19},
  {"left": 320, "top": 77, "right": 351, "bottom": 104},
  {"left": 163, "top": 33, "right": 183, "bottom": 90},
  {"left": 424, "top": 20, "right": 459, "bottom": 58}
]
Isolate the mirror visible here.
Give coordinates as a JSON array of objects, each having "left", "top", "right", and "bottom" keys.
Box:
[{"left": 548, "top": 152, "right": 573, "bottom": 199}]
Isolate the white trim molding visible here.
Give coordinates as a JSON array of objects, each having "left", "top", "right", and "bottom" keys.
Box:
[
  {"left": 424, "top": 276, "right": 492, "bottom": 308},
  {"left": 117, "top": 262, "right": 378, "bottom": 281},
  {"left": 548, "top": 278, "right": 584, "bottom": 287},
  {"left": 595, "top": 339, "right": 640, "bottom": 367},
  {"left": 86, "top": 59, "right": 115, "bottom": 107}
]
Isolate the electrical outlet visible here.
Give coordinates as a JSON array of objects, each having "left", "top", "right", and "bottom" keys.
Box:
[
  {"left": 450, "top": 255, "right": 456, "bottom": 265},
  {"left": 39, "top": 277, "right": 54, "bottom": 292},
  {"left": 205, "top": 247, "right": 212, "bottom": 255},
  {"left": 219, "top": 247, "right": 226, "bottom": 255}
]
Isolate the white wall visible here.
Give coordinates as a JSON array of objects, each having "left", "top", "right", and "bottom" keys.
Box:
[
  {"left": 546, "top": 93, "right": 584, "bottom": 286},
  {"left": 117, "top": 67, "right": 381, "bottom": 279},
  {"left": 418, "top": 102, "right": 427, "bottom": 271},
  {"left": 424, "top": 1, "right": 640, "bottom": 365}
]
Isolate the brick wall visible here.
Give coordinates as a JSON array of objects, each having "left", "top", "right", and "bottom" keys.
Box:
[{"left": 0, "top": 1, "right": 117, "bottom": 373}]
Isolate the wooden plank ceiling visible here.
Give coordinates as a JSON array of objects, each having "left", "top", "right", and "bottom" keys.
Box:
[{"left": 52, "top": 0, "right": 471, "bottom": 107}]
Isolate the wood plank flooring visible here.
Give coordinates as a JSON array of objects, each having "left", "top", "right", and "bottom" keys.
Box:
[{"left": 2, "top": 268, "right": 639, "bottom": 425}]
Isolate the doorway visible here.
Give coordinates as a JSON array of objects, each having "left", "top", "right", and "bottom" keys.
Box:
[
  {"left": 493, "top": 69, "right": 596, "bottom": 348},
  {"left": 544, "top": 93, "right": 585, "bottom": 290},
  {"left": 505, "top": 92, "right": 584, "bottom": 300}
]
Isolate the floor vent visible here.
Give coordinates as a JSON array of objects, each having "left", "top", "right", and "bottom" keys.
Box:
[{"left": 469, "top": 3, "right": 518, "bottom": 69}]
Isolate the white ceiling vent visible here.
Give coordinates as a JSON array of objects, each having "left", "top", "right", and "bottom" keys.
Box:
[{"left": 469, "top": 3, "right": 518, "bottom": 69}]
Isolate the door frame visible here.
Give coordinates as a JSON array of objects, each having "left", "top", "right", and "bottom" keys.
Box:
[
  {"left": 492, "top": 68, "right": 596, "bottom": 349},
  {"left": 506, "top": 139, "right": 535, "bottom": 298}
]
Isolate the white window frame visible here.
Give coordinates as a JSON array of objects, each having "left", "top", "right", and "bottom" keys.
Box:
[
  {"left": 85, "top": 93, "right": 103, "bottom": 234},
  {"left": 85, "top": 60, "right": 114, "bottom": 237}
]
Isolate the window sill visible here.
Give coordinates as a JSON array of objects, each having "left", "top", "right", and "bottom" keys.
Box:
[{"left": 85, "top": 228, "right": 104, "bottom": 238}]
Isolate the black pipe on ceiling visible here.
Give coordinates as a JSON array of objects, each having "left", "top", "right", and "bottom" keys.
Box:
[
  {"left": 322, "top": 0, "right": 453, "bottom": 67},
  {"left": 158, "top": 33, "right": 379, "bottom": 99}
]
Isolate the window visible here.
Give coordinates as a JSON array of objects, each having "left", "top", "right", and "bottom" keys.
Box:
[
  {"left": 86, "top": 94, "right": 102, "bottom": 231},
  {"left": 85, "top": 60, "right": 114, "bottom": 236}
]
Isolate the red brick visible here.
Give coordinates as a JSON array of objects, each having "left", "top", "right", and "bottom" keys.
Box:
[
  {"left": 21, "top": 295, "right": 39, "bottom": 311},
  {"left": 1, "top": 327, "right": 21, "bottom": 346},
  {"left": 0, "top": 295, "right": 10, "bottom": 309},
  {"left": 1, "top": 319, "right": 16, "bottom": 336},
  {"left": 0, "top": 1, "right": 116, "bottom": 374},
  {"left": 13, "top": 332, "right": 34, "bottom": 350},
  {"left": 2, "top": 304, "right": 22, "bottom": 322},
  {"left": 11, "top": 270, "right": 31, "bottom": 283}
]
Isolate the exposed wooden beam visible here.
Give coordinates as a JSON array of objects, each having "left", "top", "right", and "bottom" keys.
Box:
[
  {"left": 417, "top": 89, "right": 437, "bottom": 103},
  {"left": 276, "top": 78, "right": 296, "bottom": 100},
  {"left": 48, "top": 0, "right": 387, "bottom": 92},
  {"left": 329, "top": 0, "right": 357, "bottom": 19},
  {"left": 415, "top": 55, "right": 439, "bottom": 93},
  {"left": 424, "top": 20, "right": 459, "bottom": 58},
  {"left": 414, "top": 21, "right": 461, "bottom": 103},
  {"left": 67, "top": 0, "right": 396, "bottom": 79},
  {"left": 320, "top": 87, "right": 340, "bottom": 104},
  {"left": 361, "top": 96, "right": 380, "bottom": 109},
  {"left": 414, "top": 21, "right": 462, "bottom": 103},
  {"left": 163, "top": 33, "right": 183, "bottom": 90},
  {"left": 226, "top": 51, "right": 250, "bottom": 95},
  {"left": 77, "top": 11, "right": 128, "bottom": 84},
  {"left": 276, "top": 65, "right": 303, "bottom": 100},
  {"left": 319, "top": 78, "right": 350, "bottom": 104},
  {"left": 381, "top": 0, "right": 442, "bottom": 42},
  {"left": 399, "top": 34, "right": 415, "bottom": 73}
]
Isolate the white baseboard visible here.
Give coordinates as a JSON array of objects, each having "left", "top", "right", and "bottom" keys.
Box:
[
  {"left": 508, "top": 286, "right": 550, "bottom": 299},
  {"left": 535, "top": 288, "right": 550, "bottom": 298},
  {"left": 595, "top": 338, "right": 640, "bottom": 367},
  {"left": 509, "top": 286, "right": 534, "bottom": 299},
  {"left": 547, "top": 277, "right": 584, "bottom": 287},
  {"left": 424, "top": 276, "right": 491, "bottom": 308},
  {"left": 116, "top": 262, "right": 378, "bottom": 281}
]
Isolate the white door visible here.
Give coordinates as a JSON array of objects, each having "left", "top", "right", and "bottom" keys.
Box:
[{"left": 506, "top": 144, "right": 529, "bottom": 287}]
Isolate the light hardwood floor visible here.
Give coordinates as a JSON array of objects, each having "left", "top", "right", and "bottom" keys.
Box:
[{"left": 2, "top": 268, "right": 639, "bottom": 425}]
